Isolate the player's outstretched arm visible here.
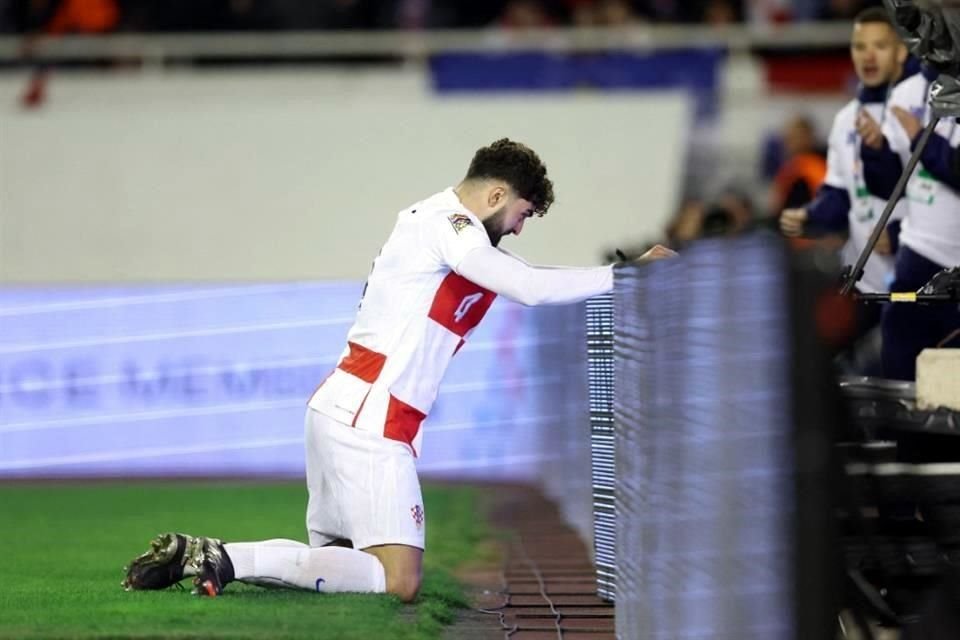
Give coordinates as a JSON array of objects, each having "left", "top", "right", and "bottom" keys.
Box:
[{"left": 455, "top": 244, "right": 675, "bottom": 307}]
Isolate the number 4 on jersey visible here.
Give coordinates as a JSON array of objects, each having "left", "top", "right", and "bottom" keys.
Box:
[{"left": 454, "top": 293, "right": 484, "bottom": 323}]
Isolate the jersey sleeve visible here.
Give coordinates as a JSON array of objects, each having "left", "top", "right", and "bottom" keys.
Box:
[
  {"left": 425, "top": 210, "right": 491, "bottom": 270},
  {"left": 805, "top": 185, "right": 851, "bottom": 232},
  {"left": 883, "top": 84, "right": 915, "bottom": 163},
  {"left": 455, "top": 245, "right": 614, "bottom": 306}
]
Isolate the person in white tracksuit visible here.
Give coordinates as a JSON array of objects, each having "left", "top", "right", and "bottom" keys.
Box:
[
  {"left": 857, "top": 64, "right": 960, "bottom": 378},
  {"left": 780, "top": 6, "right": 910, "bottom": 372}
]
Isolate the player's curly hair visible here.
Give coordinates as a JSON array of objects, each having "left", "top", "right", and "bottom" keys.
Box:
[{"left": 465, "top": 138, "right": 555, "bottom": 216}]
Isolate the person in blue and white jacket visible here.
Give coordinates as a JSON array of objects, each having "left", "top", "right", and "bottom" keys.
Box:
[
  {"left": 857, "top": 56, "right": 960, "bottom": 379},
  {"left": 780, "top": 7, "right": 910, "bottom": 356}
]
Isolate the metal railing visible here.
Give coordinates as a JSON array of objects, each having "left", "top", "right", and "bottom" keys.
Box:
[{"left": 0, "top": 22, "right": 854, "bottom": 66}]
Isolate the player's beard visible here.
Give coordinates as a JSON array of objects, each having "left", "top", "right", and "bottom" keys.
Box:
[{"left": 482, "top": 207, "right": 509, "bottom": 247}]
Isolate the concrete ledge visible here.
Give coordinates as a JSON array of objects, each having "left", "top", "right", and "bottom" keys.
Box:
[{"left": 917, "top": 349, "right": 960, "bottom": 411}]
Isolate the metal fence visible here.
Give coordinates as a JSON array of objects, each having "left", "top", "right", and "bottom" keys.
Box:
[
  {"left": 594, "top": 235, "right": 796, "bottom": 639},
  {"left": 586, "top": 293, "right": 617, "bottom": 601}
]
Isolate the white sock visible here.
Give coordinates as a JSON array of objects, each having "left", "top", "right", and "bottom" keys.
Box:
[
  {"left": 224, "top": 542, "right": 386, "bottom": 593},
  {"left": 224, "top": 539, "right": 307, "bottom": 581}
]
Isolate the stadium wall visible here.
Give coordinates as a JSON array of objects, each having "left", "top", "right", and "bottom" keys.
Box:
[
  {"left": 0, "top": 69, "right": 689, "bottom": 282},
  {"left": 0, "top": 283, "right": 586, "bottom": 485}
]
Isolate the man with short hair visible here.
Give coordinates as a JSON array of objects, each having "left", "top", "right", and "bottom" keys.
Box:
[
  {"left": 780, "top": 7, "right": 910, "bottom": 367},
  {"left": 122, "top": 138, "right": 675, "bottom": 602},
  {"left": 780, "top": 7, "right": 908, "bottom": 295},
  {"left": 855, "top": 30, "right": 960, "bottom": 379}
]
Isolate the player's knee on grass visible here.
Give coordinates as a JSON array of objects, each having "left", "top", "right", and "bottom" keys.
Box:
[
  {"left": 385, "top": 570, "right": 421, "bottom": 603},
  {"left": 363, "top": 544, "right": 422, "bottom": 601}
]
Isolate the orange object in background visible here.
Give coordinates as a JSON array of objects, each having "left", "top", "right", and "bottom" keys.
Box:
[
  {"left": 772, "top": 152, "right": 826, "bottom": 251},
  {"left": 773, "top": 152, "right": 827, "bottom": 251},
  {"left": 770, "top": 114, "right": 828, "bottom": 251},
  {"left": 772, "top": 152, "right": 827, "bottom": 209},
  {"left": 46, "top": 0, "right": 119, "bottom": 35},
  {"left": 19, "top": 0, "right": 119, "bottom": 110}
]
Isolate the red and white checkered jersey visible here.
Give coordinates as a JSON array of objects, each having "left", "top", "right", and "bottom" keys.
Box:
[{"left": 308, "top": 188, "right": 495, "bottom": 457}]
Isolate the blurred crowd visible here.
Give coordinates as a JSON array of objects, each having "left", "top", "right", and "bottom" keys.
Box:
[
  {"left": 0, "top": 0, "right": 883, "bottom": 34},
  {"left": 631, "top": 114, "right": 829, "bottom": 252}
]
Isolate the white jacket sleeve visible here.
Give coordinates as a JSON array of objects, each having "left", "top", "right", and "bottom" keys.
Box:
[
  {"left": 882, "top": 81, "right": 916, "bottom": 164},
  {"left": 454, "top": 245, "right": 614, "bottom": 306}
]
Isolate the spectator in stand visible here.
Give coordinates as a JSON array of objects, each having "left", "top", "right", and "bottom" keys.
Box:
[
  {"left": 665, "top": 199, "right": 708, "bottom": 247},
  {"left": 6, "top": 0, "right": 116, "bottom": 33},
  {"left": 769, "top": 115, "right": 828, "bottom": 214},
  {"left": 701, "top": 0, "right": 742, "bottom": 24},
  {"left": 860, "top": 60, "right": 960, "bottom": 380},
  {"left": 664, "top": 188, "right": 755, "bottom": 248},
  {"left": 581, "top": 0, "right": 747, "bottom": 23},
  {"left": 394, "top": 0, "right": 430, "bottom": 30},
  {"left": 498, "top": 0, "right": 555, "bottom": 29},
  {"left": 2, "top": 0, "right": 898, "bottom": 31},
  {"left": 746, "top": 0, "right": 795, "bottom": 24},
  {"left": 597, "top": 0, "right": 643, "bottom": 25},
  {"left": 565, "top": 0, "right": 652, "bottom": 25},
  {"left": 779, "top": 8, "right": 910, "bottom": 375},
  {"left": 566, "top": 0, "right": 595, "bottom": 26},
  {"left": 8, "top": 0, "right": 118, "bottom": 34},
  {"left": 15, "top": 0, "right": 119, "bottom": 108},
  {"left": 45, "top": 0, "right": 118, "bottom": 33},
  {"left": 819, "top": 0, "right": 880, "bottom": 21}
]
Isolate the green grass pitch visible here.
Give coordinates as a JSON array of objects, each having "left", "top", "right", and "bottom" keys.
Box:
[{"left": 0, "top": 481, "right": 491, "bottom": 639}]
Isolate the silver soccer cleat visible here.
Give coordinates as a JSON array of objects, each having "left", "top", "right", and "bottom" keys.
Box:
[{"left": 121, "top": 532, "right": 212, "bottom": 591}]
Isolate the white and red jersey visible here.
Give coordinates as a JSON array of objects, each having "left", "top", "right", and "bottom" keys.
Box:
[{"left": 308, "top": 188, "right": 496, "bottom": 457}]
